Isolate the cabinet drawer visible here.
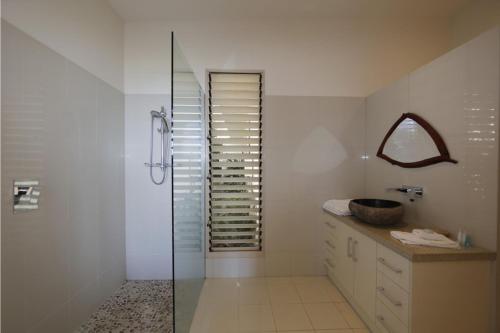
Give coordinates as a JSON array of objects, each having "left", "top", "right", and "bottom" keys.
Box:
[
  {"left": 324, "top": 236, "right": 337, "bottom": 256},
  {"left": 376, "top": 244, "right": 411, "bottom": 291},
  {"left": 324, "top": 219, "right": 338, "bottom": 238},
  {"left": 324, "top": 256, "right": 336, "bottom": 270},
  {"left": 377, "top": 271, "right": 409, "bottom": 326},
  {"left": 376, "top": 300, "right": 408, "bottom": 333},
  {"left": 324, "top": 244, "right": 337, "bottom": 264},
  {"left": 324, "top": 257, "right": 337, "bottom": 280}
]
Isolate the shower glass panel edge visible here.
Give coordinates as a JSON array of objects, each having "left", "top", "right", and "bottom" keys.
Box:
[{"left": 171, "top": 31, "right": 206, "bottom": 333}]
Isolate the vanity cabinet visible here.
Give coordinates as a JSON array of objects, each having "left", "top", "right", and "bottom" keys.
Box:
[
  {"left": 323, "top": 211, "right": 495, "bottom": 333},
  {"left": 325, "top": 217, "right": 377, "bottom": 324}
]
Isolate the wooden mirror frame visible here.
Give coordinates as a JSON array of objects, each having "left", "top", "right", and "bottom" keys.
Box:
[{"left": 376, "top": 113, "right": 458, "bottom": 168}]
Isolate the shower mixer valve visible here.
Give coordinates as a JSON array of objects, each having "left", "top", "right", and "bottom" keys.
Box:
[
  {"left": 13, "top": 180, "right": 40, "bottom": 212},
  {"left": 144, "top": 162, "right": 171, "bottom": 168}
]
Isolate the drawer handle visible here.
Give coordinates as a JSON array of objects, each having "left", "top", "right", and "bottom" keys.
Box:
[
  {"left": 325, "top": 222, "right": 336, "bottom": 229},
  {"left": 377, "top": 315, "right": 394, "bottom": 333},
  {"left": 347, "top": 237, "right": 353, "bottom": 258},
  {"left": 325, "top": 240, "right": 336, "bottom": 250},
  {"left": 325, "top": 259, "right": 335, "bottom": 269},
  {"left": 377, "top": 257, "right": 402, "bottom": 274},
  {"left": 352, "top": 240, "right": 358, "bottom": 262},
  {"left": 377, "top": 286, "right": 402, "bottom": 307}
]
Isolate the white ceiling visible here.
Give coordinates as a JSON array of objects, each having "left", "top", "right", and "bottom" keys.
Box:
[{"left": 108, "top": 0, "right": 471, "bottom": 21}]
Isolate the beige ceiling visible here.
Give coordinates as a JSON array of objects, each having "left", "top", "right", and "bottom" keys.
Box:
[{"left": 108, "top": 0, "right": 471, "bottom": 21}]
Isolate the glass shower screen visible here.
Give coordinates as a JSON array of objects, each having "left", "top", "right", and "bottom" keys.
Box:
[{"left": 171, "top": 32, "right": 206, "bottom": 333}]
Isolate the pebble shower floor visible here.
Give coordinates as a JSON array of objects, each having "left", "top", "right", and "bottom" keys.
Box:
[{"left": 76, "top": 280, "right": 173, "bottom": 333}]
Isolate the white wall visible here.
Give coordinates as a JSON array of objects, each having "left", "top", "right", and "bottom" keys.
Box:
[
  {"left": 2, "top": 0, "right": 124, "bottom": 91},
  {"left": 2, "top": 21, "right": 126, "bottom": 332},
  {"left": 365, "top": 28, "right": 499, "bottom": 251},
  {"left": 123, "top": 20, "right": 173, "bottom": 279},
  {"left": 125, "top": 17, "right": 452, "bottom": 96},
  {"left": 123, "top": 16, "right": 455, "bottom": 278},
  {"left": 451, "top": 0, "right": 500, "bottom": 48},
  {"left": 205, "top": 96, "right": 367, "bottom": 277},
  {"left": 125, "top": 94, "right": 172, "bottom": 279},
  {"left": 1, "top": 1, "right": 126, "bottom": 329}
]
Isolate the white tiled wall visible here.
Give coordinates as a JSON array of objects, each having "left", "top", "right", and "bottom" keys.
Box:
[
  {"left": 206, "top": 96, "right": 367, "bottom": 277},
  {"left": 2, "top": 0, "right": 124, "bottom": 91},
  {"left": 206, "top": 29, "right": 500, "bottom": 277},
  {"left": 125, "top": 94, "right": 172, "bottom": 279},
  {"left": 1, "top": 21, "right": 126, "bottom": 332},
  {"left": 365, "top": 28, "right": 500, "bottom": 250}
]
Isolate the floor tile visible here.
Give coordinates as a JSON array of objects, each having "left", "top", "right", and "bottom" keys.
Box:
[
  {"left": 190, "top": 302, "right": 238, "bottom": 333},
  {"left": 272, "top": 303, "right": 313, "bottom": 331},
  {"left": 336, "top": 302, "right": 366, "bottom": 329},
  {"left": 304, "top": 302, "right": 350, "bottom": 330},
  {"left": 238, "top": 304, "right": 275, "bottom": 332},
  {"left": 266, "top": 277, "right": 293, "bottom": 287},
  {"left": 239, "top": 283, "right": 270, "bottom": 305},
  {"left": 268, "top": 283, "right": 301, "bottom": 304},
  {"left": 190, "top": 276, "right": 367, "bottom": 333},
  {"left": 239, "top": 277, "right": 268, "bottom": 287},
  {"left": 200, "top": 278, "right": 238, "bottom": 305},
  {"left": 323, "top": 283, "right": 346, "bottom": 303},
  {"left": 204, "top": 278, "right": 240, "bottom": 290},
  {"left": 292, "top": 276, "right": 329, "bottom": 286},
  {"left": 295, "top": 283, "right": 332, "bottom": 303}
]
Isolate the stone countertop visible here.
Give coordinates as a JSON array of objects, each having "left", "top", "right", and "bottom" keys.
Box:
[{"left": 323, "top": 209, "right": 496, "bottom": 262}]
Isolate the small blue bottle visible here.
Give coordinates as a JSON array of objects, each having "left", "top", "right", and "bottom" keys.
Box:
[{"left": 463, "top": 233, "right": 472, "bottom": 248}]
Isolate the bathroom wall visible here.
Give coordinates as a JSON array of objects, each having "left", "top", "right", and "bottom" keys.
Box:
[
  {"left": 206, "top": 96, "right": 366, "bottom": 277},
  {"left": 123, "top": 14, "right": 454, "bottom": 278},
  {"left": 1, "top": 0, "right": 124, "bottom": 91},
  {"left": 125, "top": 94, "right": 172, "bottom": 280},
  {"left": 123, "top": 24, "right": 173, "bottom": 279},
  {"left": 365, "top": 28, "right": 499, "bottom": 251},
  {"left": 1, "top": 20, "right": 126, "bottom": 333},
  {"left": 451, "top": 0, "right": 500, "bottom": 48}
]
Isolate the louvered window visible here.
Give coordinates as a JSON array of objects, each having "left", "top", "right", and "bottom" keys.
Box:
[{"left": 208, "top": 72, "right": 263, "bottom": 252}]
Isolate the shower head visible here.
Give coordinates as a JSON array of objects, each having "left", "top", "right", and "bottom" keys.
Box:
[
  {"left": 151, "top": 110, "right": 170, "bottom": 132},
  {"left": 151, "top": 110, "right": 161, "bottom": 117}
]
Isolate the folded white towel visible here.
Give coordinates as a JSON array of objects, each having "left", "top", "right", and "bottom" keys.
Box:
[
  {"left": 391, "top": 229, "right": 459, "bottom": 249},
  {"left": 323, "top": 199, "right": 352, "bottom": 216},
  {"left": 412, "top": 229, "right": 450, "bottom": 242}
]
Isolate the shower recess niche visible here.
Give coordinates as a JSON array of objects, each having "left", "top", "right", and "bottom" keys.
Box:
[{"left": 377, "top": 112, "right": 458, "bottom": 168}]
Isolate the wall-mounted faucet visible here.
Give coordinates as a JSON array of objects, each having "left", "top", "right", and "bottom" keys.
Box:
[{"left": 386, "top": 185, "right": 423, "bottom": 202}]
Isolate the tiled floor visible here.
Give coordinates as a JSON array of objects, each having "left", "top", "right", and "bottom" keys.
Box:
[
  {"left": 189, "top": 276, "right": 370, "bottom": 333},
  {"left": 77, "top": 280, "right": 173, "bottom": 333}
]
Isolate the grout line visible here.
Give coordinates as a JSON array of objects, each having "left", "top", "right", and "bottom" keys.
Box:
[
  {"left": 205, "top": 276, "right": 366, "bottom": 332},
  {"left": 266, "top": 284, "right": 279, "bottom": 332},
  {"left": 290, "top": 277, "right": 315, "bottom": 330}
]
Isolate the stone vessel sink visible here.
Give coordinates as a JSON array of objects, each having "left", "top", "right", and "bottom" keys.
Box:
[{"left": 349, "top": 199, "right": 403, "bottom": 226}]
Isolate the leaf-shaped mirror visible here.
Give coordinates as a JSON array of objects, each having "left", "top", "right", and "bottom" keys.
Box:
[{"left": 377, "top": 113, "right": 457, "bottom": 168}]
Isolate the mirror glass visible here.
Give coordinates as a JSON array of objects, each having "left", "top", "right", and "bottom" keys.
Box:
[
  {"left": 377, "top": 113, "right": 457, "bottom": 168},
  {"left": 382, "top": 118, "right": 440, "bottom": 163}
]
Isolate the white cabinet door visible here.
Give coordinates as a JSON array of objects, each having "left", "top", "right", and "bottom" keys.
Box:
[
  {"left": 352, "top": 230, "right": 377, "bottom": 321},
  {"left": 335, "top": 222, "right": 355, "bottom": 296}
]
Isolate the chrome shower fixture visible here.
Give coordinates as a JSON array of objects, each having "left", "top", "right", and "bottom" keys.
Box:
[
  {"left": 151, "top": 109, "right": 170, "bottom": 132},
  {"left": 145, "top": 106, "right": 171, "bottom": 185}
]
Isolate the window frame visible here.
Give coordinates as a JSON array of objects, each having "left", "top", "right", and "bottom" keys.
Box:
[{"left": 204, "top": 70, "right": 265, "bottom": 255}]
